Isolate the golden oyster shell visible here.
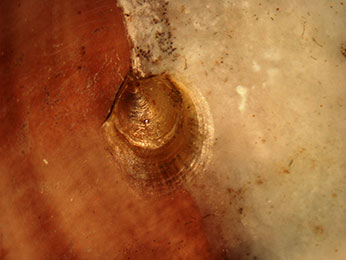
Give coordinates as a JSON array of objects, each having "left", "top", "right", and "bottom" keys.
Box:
[{"left": 103, "top": 73, "right": 214, "bottom": 193}]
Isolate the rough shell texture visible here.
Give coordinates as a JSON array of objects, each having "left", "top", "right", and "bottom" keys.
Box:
[{"left": 103, "top": 73, "right": 214, "bottom": 193}]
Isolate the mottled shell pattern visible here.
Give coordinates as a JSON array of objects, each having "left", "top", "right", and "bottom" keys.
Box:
[{"left": 103, "top": 73, "right": 214, "bottom": 193}]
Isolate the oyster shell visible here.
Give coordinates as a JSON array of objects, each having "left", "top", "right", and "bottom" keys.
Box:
[{"left": 103, "top": 73, "right": 214, "bottom": 193}]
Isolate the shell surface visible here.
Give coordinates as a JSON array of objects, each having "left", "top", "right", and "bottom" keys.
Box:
[{"left": 104, "top": 73, "right": 214, "bottom": 193}]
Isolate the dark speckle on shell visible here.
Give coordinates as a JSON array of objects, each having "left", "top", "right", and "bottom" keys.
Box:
[{"left": 103, "top": 73, "right": 214, "bottom": 193}]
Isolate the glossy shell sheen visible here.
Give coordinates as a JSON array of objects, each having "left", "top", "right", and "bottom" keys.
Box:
[{"left": 103, "top": 73, "right": 214, "bottom": 193}]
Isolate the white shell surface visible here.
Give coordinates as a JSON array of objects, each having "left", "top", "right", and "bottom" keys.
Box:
[{"left": 118, "top": 1, "right": 346, "bottom": 259}]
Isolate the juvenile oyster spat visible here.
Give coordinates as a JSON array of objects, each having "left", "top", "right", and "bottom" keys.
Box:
[{"left": 104, "top": 73, "right": 214, "bottom": 193}]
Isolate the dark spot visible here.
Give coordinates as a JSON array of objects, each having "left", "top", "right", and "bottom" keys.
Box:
[
  {"left": 313, "top": 225, "right": 324, "bottom": 235},
  {"left": 80, "top": 46, "right": 86, "bottom": 56},
  {"left": 288, "top": 159, "right": 294, "bottom": 167},
  {"left": 77, "top": 10, "right": 81, "bottom": 15},
  {"left": 93, "top": 27, "right": 102, "bottom": 34},
  {"left": 238, "top": 208, "right": 243, "bottom": 214},
  {"left": 202, "top": 214, "right": 212, "bottom": 219},
  {"left": 312, "top": 37, "right": 323, "bottom": 47},
  {"left": 340, "top": 43, "right": 346, "bottom": 57},
  {"left": 77, "top": 65, "right": 82, "bottom": 70}
]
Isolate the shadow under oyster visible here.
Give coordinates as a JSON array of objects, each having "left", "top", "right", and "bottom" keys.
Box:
[{"left": 103, "top": 73, "right": 214, "bottom": 193}]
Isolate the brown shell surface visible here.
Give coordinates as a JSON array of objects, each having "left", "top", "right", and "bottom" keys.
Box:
[{"left": 103, "top": 73, "right": 214, "bottom": 193}]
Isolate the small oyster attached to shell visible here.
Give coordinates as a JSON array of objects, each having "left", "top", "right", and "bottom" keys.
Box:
[{"left": 103, "top": 73, "right": 213, "bottom": 193}]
